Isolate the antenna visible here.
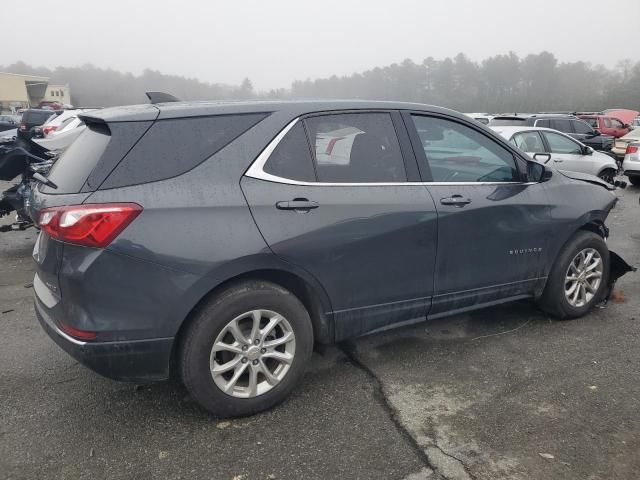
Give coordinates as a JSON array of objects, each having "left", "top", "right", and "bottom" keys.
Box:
[{"left": 145, "top": 91, "right": 180, "bottom": 104}]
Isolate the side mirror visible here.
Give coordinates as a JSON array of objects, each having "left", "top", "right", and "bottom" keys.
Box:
[
  {"left": 582, "top": 145, "right": 594, "bottom": 155},
  {"left": 527, "top": 161, "right": 552, "bottom": 182}
]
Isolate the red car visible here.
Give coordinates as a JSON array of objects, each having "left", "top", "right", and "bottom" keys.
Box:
[{"left": 578, "top": 114, "right": 631, "bottom": 138}]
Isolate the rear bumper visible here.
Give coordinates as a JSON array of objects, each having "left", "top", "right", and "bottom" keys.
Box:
[{"left": 35, "top": 293, "right": 174, "bottom": 382}]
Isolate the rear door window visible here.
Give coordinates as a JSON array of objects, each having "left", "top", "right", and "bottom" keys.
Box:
[
  {"left": 551, "top": 119, "right": 573, "bottom": 133},
  {"left": 511, "top": 131, "right": 545, "bottom": 153},
  {"left": 535, "top": 119, "right": 551, "bottom": 128},
  {"left": 411, "top": 115, "right": 519, "bottom": 182},
  {"left": 304, "top": 113, "right": 407, "bottom": 183}
]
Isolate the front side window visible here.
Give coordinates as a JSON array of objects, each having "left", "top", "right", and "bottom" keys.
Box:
[
  {"left": 411, "top": 115, "right": 519, "bottom": 182},
  {"left": 304, "top": 113, "right": 406, "bottom": 183},
  {"left": 611, "top": 118, "right": 624, "bottom": 128},
  {"left": 511, "top": 131, "right": 545, "bottom": 153},
  {"left": 542, "top": 131, "right": 582, "bottom": 155},
  {"left": 263, "top": 122, "right": 315, "bottom": 182},
  {"left": 573, "top": 121, "right": 593, "bottom": 135},
  {"left": 583, "top": 118, "right": 598, "bottom": 128}
]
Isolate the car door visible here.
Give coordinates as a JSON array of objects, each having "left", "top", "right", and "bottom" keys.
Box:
[
  {"left": 241, "top": 111, "right": 438, "bottom": 340},
  {"left": 540, "top": 130, "right": 599, "bottom": 175},
  {"left": 404, "top": 113, "right": 551, "bottom": 316}
]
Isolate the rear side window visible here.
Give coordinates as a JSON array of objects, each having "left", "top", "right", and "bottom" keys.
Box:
[
  {"left": 583, "top": 118, "right": 599, "bottom": 128},
  {"left": 511, "top": 131, "right": 545, "bottom": 153},
  {"left": 43, "top": 124, "right": 111, "bottom": 193},
  {"left": 535, "top": 119, "right": 551, "bottom": 128},
  {"left": 263, "top": 123, "right": 315, "bottom": 182},
  {"left": 101, "top": 113, "right": 268, "bottom": 189},
  {"left": 304, "top": 113, "right": 407, "bottom": 183}
]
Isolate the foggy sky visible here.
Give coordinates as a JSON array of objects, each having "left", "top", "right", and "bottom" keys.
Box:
[{"left": 4, "top": 0, "right": 639, "bottom": 90}]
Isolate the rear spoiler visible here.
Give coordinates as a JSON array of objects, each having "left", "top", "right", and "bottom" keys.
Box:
[{"left": 145, "top": 91, "right": 180, "bottom": 104}]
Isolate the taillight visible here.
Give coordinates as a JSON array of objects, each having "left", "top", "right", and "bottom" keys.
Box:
[
  {"left": 38, "top": 203, "right": 142, "bottom": 248},
  {"left": 42, "top": 125, "right": 57, "bottom": 135},
  {"left": 59, "top": 321, "right": 97, "bottom": 340},
  {"left": 626, "top": 145, "right": 638, "bottom": 154}
]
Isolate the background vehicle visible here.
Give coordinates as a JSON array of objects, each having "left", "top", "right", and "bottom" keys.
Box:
[
  {"left": 489, "top": 114, "right": 614, "bottom": 152},
  {"left": 32, "top": 109, "right": 94, "bottom": 139},
  {"left": 32, "top": 121, "right": 87, "bottom": 152},
  {"left": 492, "top": 126, "right": 618, "bottom": 183},
  {"left": 578, "top": 114, "right": 630, "bottom": 138},
  {"left": 611, "top": 129, "right": 640, "bottom": 158},
  {"left": 0, "top": 115, "right": 20, "bottom": 132},
  {"left": 621, "top": 142, "right": 640, "bottom": 186},
  {"left": 31, "top": 100, "right": 628, "bottom": 418},
  {"left": 18, "top": 109, "right": 59, "bottom": 140}
]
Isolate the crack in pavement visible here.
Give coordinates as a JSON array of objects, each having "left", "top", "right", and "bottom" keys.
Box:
[
  {"left": 339, "top": 341, "right": 444, "bottom": 479},
  {"left": 340, "top": 341, "right": 480, "bottom": 480}
]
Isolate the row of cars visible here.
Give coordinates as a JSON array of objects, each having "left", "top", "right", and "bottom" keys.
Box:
[
  {"left": 0, "top": 107, "right": 94, "bottom": 152},
  {"left": 468, "top": 110, "right": 640, "bottom": 185}
]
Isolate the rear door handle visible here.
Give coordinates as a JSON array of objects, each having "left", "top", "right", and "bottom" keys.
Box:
[
  {"left": 440, "top": 195, "right": 471, "bottom": 207},
  {"left": 276, "top": 199, "right": 319, "bottom": 212}
]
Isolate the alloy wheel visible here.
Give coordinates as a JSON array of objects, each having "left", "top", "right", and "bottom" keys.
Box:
[
  {"left": 564, "top": 248, "right": 603, "bottom": 308},
  {"left": 210, "top": 309, "right": 296, "bottom": 398}
]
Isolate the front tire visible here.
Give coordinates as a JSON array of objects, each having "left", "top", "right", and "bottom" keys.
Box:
[
  {"left": 598, "top": 168, "right": 616, "bottom": 185},
  {"left": 628, "top": 175, "right": 640, "bottom": 186},
  {"left": 180, "top": 280, "right": 313, "bottom": 417},
  {"left": 538, "top": 231, "right": 609, "bottom": 319}
]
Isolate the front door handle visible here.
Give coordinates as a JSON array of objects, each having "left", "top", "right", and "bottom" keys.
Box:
[
  {"left": 276, "top": 199, "right": 319, "bottom": 212},
  {"left": 440, "top": 195, "right": 472, "bottom": 207},
  {"left": 553, "top": 158, "right": 563, "bottom": 162}
]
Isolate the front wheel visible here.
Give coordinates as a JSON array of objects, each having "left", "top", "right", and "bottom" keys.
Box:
[
  {"left": 179, "top": 280, "right": 313, "bottom": 417},
  {"left": 538, "top": 231, "right": 609, "bottom": 319},
  {"left": 628, "top": 175, "right": 640, "bottom": 186},
  {"left": 597, "top": 168, "right": 616, "bottom": 185}
]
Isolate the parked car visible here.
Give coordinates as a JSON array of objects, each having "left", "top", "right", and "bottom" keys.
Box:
[
  {"left": 0, "top": 115, "right": 20, "bottom": 132},
  {"left": 18, "top": 109, "right": 59, "bottom": 140},
  {"left": 578, "top": 114, "right": 630, "bottom": 138},
  {"left": 32, "top": 100, "right": 629, "bottom": 417},
  {"left": 465, "top": 113, "right": 494, "bottom": 125},
  {"left": 489, "top": 114, "right": 614, "bottom": 152},
  {"left": 621, "top": 142, "right": 640, "bottom": 186},
  {"left": 491, "top": 126, "right": 618, "bottom": 184},
  {"left": 32, "top": 109, "right": 94, "bottom": 138},
  {"left": 611, "top": 129, "right": 640, "bottom": 158},
  {"left": 629, "top": 117, "right": 640, "bottom": 130},
  {"left": 32, "top": 123, "right": 86, "bottom": 152},
  {"left": 602, "top": 109, "right": 639, "bottom": 126}
]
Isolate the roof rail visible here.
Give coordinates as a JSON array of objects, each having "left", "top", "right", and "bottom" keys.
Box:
[{"left": 145, "top": 91, "right": 180, "bottom": 104}]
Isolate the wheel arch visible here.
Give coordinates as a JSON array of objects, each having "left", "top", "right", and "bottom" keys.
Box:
[{"left": 169, "top": 259, "right": 335, "bottom": 378}]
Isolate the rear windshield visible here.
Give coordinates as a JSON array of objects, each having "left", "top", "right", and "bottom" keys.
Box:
[
  {"left": 42, "top": 124, "right": 111, "bottom": 194},
  {"left": 25, "top": 111, "right": 55, "bottom": 124},
  {"left": 489, "top": 118, "right": 527, "bottom": 126}
]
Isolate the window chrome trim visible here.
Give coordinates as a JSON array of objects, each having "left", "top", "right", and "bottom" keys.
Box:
[{"left": 244, "top": 117, "right": 534, "bottom": 187}]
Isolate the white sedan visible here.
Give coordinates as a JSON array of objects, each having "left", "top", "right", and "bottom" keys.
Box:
[{"left": 491, "top": 126, "right": 618, "bottom": 184}]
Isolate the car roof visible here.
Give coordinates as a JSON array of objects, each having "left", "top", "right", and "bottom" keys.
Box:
[
  {"left": 490, "top": 125, "right": 572, "bottom": 137},
  {"left": 80, "top": 100, "right": 466, "bottom": 123}
]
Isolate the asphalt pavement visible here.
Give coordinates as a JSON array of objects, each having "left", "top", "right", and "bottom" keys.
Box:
[{"left": 1, "top": 181, "right": 639, "bottom": 480}]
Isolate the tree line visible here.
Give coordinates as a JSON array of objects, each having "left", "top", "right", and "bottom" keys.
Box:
[{"left": 3, "top": 51, "right": 639, "bottom": 112}]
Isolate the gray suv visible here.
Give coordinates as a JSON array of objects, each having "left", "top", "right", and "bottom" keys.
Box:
[{"left": 32, "top": 101, "right": 625, "bottom": 417}]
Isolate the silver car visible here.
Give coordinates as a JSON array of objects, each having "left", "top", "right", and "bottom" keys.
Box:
[
  {"left": 492, "top": 126, "right": 618, "bottom": 184},
  {"left": 621, "top": 142, "right": 640, "bottom": 186}
]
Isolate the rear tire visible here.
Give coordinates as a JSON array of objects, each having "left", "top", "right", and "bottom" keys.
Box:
[
  {"left": 538, "top": 231, "right": 609, "bottom": 319},
  {"left": 180, "top": 280, "right": 313, "bottom": 417}
]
